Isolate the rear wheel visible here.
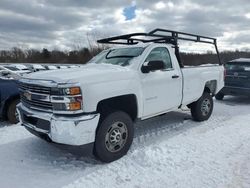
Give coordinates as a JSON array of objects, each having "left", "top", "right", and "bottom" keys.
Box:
[
  {"left": 7, "top": 99, "right": 20, "bottom": 124},
  {"left": 94, "top": 111, "right": 134, "bottom": 163},
  {"left": 191, "top": 92, "right": 213, "bottom": 122},
  {"left": 215, "top": 92, "right": 224, "bottom": 100}
]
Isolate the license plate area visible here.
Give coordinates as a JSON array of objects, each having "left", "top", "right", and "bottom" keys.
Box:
[{"left": 23, "top": 113, "right": 51, "bottom": 132}]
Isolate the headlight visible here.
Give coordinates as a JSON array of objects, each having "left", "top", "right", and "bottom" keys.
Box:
[
  {"left": 51, "top": 86, "right": 83, "bottom": 112},
  {"left": 51, "top": 87, "right": 81, "bottom": 96},
  {"left": 53, "top": 102, "right": 81, "bottom": 111},
  {"left": 64, "top": 87, "right": 81, "bottom": 95}
]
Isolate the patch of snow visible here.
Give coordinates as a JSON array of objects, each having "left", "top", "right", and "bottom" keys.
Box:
[{"left": 0, "top": 122, "right": 32, "bottom": 145}]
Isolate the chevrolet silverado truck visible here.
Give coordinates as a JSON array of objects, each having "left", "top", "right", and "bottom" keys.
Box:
[{"left": 17, "top": 29, "right": 224, "bottom": 162}]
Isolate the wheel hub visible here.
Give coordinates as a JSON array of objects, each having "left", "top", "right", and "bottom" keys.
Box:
[
  {"left": 105, "top": 122, "right": 128, "bottom": 153},
  {"left": 201, "top": 98, "right": 211, "bottom": 116},
  {"left": 110, "top": 128, "right": 122, "bottom": 144}
]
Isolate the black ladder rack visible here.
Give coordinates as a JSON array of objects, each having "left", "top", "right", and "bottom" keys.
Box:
[{"left": 97, "top": 28, "right": 222, "bottom": 65}]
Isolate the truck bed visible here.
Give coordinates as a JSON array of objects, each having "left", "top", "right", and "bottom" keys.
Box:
[{"left": 181, "top": 65, "right": 224, "bottom": 105}]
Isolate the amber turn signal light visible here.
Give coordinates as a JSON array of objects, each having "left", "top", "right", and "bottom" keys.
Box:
[
  {"left": 69, "top": 102, "right": 81, "bottom": 110},
  {"left": 68, "top": 87, "right": 81, "bottom": 95}
]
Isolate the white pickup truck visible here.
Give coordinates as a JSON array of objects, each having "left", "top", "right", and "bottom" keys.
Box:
[{"left": 17, "top": 29, "right": 224, "bottom": 162}]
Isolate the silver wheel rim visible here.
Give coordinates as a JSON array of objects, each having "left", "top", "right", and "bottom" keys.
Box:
[
  {"left": 15, "top": 109, "right": 19, "bottom": 122},
  {"left": 105, "top": 121, "right": 128, "bottom": 153},
  {"left": 201, "top": 98, "right": 211, "bottom": 116}
]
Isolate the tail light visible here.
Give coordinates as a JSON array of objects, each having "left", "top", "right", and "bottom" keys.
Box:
[{"left": 223, "top": 66, "right": 226, "bottom": 81}]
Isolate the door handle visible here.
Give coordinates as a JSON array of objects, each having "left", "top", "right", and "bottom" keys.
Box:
[{"left": 172, "top": 75, "right": 179, "bottom": 79}]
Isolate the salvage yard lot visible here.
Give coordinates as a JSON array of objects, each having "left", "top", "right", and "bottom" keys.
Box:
[{"left": 0, "top": 97, "right": 250, "bottom": 188}]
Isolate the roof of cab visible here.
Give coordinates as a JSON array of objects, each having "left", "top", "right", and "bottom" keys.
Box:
[{"left": 229, "top": 58, "right": 250, "bottom": 63}]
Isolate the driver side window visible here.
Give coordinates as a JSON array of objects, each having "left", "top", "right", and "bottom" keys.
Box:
[{"left": 145, "top": 47, "right": 172, "bottom": 69}]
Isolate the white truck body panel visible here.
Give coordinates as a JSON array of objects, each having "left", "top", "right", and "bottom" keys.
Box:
[{"left": 181, "top": 66, "right": 224, "bottom": 105}]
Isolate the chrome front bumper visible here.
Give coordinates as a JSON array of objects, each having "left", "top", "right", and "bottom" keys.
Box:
[{"left": 17, "top": 103, "right": 100, "bottom": 146}]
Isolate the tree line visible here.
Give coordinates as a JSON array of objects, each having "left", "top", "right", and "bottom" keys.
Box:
[
  {"left": 0, "top": 47, "right": 250, "bottom": 65},
  {"left": 0, "top": 47, "right": 103, "bottom": 64},
  {"left": 180, "top": 50, "right": 250, "bottom": 66}
]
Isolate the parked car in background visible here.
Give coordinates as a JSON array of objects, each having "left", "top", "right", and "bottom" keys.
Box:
[
  {"left": 2, "top": 64, "right": 31, "bottom": 75},
  {"left": 58, "top": 65, "right": 68, "bottom": 69},
  {"left": 43, "top": 65, "right": 58, "bottom": 70},
  {"left": 0, "top": 71, "right": 20, "bottom": 123},
  {"left": 32, "top": 64, "right": 46, "bottom": 72},
  {"left": 0, "top": 62, "right": 80, "bottom": 124},
  {"left": 9, "top": 64, "right": 31, "bottom": 73},
  {"left": 24, "top": 64, "right": 46, "bottom": 72},
  {"left": 69, "top": 65, "right": 78, "bottom": 68},
  {"left": 0, "top": 65, "right": 18, "bottom": 75},
  {"left": 215, "top": 58, "right": 250, "bottom": 100}
]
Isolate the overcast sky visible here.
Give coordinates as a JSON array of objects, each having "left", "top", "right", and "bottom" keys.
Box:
[{"left": 0, "top": 0, "right": 250, "bottom": 51}]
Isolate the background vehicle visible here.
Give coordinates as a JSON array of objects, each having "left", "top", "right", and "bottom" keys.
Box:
[
  {"left": 2, "top": 64, "right": 31, "bottom": 75},
  {"left": 0, "top": 63, "right": 79, "bottom": 123},
  {"left": 0, "top": 73, "right": 20, "bottom": 123},
  {"left": 43, "top": 65, "right": 58, "bottom": 70},
  {"left": 57, "top": 65, "right": 68, "bottom": 69},
  {"left": 69, "top": 65, "right": 78, "bottom": 68},
  {"left": 31, "top": 64, "right": 46, "bottom": 72},
  {"left": 7, "top": 64, "right": 31, "bottom": 74},
  {"left": 215, "top": 58, "right": 250, "bottom": 100},
  {"left": 17, "top": 29, "right": 224, "bottom": 162}
]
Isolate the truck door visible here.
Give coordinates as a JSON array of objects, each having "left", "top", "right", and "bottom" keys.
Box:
[{"left": 141, "top": 47, "right": 182, "bottom": 118}]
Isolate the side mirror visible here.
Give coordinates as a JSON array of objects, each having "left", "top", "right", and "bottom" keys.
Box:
[{"left": 141, "top": 60, "right": 165, "bottom": 73}]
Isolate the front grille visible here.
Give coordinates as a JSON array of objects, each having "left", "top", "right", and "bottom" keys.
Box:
[
  {"left": 21, "top": 96, "right": 53, "bottom": 111},
  {"left": 19, "top": 82, "right": 53, "bottom": 112},
  {"left": 19, "top": 82, "right": 51, "bottom": 95}
]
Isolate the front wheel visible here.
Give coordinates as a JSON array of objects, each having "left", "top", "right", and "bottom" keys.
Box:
[
  {"left": 7, "top": 99, "right": 20, "bottom": 124},
  {"left": 191, "top": 92, "right": 213, "bottom": 122},
  {"left": 94, "top": 111, "right": 134, "bottom": 163}
]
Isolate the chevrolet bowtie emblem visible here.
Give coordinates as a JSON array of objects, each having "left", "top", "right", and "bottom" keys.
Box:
[{"left": 23, "top": 91, "right": 32, "bottom": 101}]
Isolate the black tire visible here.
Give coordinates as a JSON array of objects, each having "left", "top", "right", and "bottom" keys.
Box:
[
  {"left": 191, "top": 92, "right": 213, "bottom": 122},
  {"left": 215, "top": 92, "right": 224, "bottom": 100},
  {"left": 7, "top": 99, "right": 20, "bottom": 124},
  {"left": 94, "top": 111, "right": 134, "bottom": 163}
]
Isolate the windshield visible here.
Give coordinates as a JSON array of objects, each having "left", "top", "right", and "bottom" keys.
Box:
[
  {"left": 93, "top": 47, "right": 144, "bottom": 66},
  {"left": 4, "top": 66, "right": 19, "bottom": 71},
  {"left": 225, "top": 62, "right": 250, "bottom": 72}
]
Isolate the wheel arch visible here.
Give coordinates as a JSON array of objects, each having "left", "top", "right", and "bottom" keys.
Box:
[
  {"left": 204, "top": 80, "right": 217, "bottom": 95},
  {"left": 96, "top": 94, "right": 138, "bottom": 122},
  {"left": 2, "top": 95, "right": 20, "bottom": 118}
]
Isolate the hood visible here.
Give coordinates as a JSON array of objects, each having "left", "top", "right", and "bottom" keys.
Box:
[{"left": 25, "top": 63, "right": 136, "bottom": 84}]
